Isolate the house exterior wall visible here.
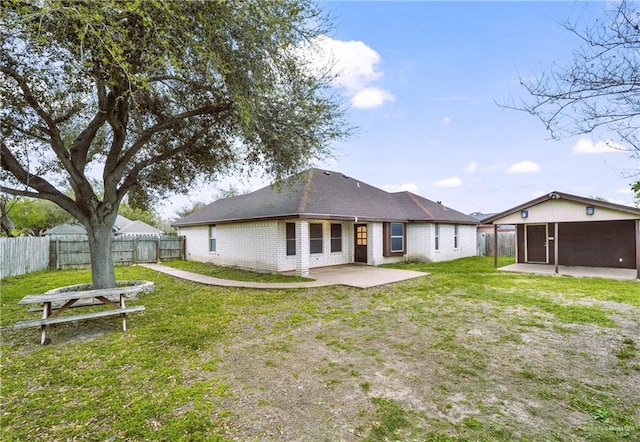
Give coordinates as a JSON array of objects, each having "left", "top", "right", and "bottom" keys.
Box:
[
  {"left": 179, "top": 225, "right": 212, "bottom": 262},
  {"left": 180, "top": 220, "right": 354, "bottom": 274},
  {"left": 406, "top": 224, "right": 432, "bottom": 262},
  {"left": 181, "top": 220, "right": 476, "bottom": 273},
  {"left": 370, "top": 222, "right": 404, "bottom": 265},
  {"left": 494, "top": 199, "right": 639, "bottom": 225},
  {"left": 373, "top": 222, "right": 476, "bottom": 265},
  {"left": 559, "top": 220, "right": 635, "bottom": 268},
  {"left": 514, "top": 220, "right": 637, "bottom": 269},
  {"left": 180, "top": 221, "right": 281, "bottom": 272},
  {"left": 428, "top": 224, "right": 476, "bottom": 262}
]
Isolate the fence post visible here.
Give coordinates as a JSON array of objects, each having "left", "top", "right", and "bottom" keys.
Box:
[
  {"left": 133, "top": 237, "right": 138, "bottom": 264},
  {"left": 55, "top": 239, "right": 60, "bottom": 270}
]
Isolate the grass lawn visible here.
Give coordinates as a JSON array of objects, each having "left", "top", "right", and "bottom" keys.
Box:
[
  {"left": 161, "top": 260, "right": 314, "bottom": 283},
  {"left": 1, "top": 257, "right": 639, "bottom": 441}
]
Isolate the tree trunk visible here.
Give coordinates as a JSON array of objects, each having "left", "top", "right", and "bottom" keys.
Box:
[{"left": 86, "top": 221, "right": 117, "bottom": 289}]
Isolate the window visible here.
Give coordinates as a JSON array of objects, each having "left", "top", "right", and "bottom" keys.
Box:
[
  {"left": 356, "top": 225, "right": 367, "bottom": 246},
  {"left": 390, "top": 223, "right": 404, "bottom": 253},
  {"left": 454, "top": 225, "right": 459, "bottom": 249},
  {"left": 435, "top": 224, "right": 440, "bottom": 250},
  {"left": 310, "top": 223, "right": 323, "bottom": 254},
  {"left": 209, "top": 225, "right": 216, "bottom": 252},
  {"left": 330, "top": 223, "right": 342, "bottom": 252},
  {"left": 286, "top": 223, "right": 296, "bottom": 256}
]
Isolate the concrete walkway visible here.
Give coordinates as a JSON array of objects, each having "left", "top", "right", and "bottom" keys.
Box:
[
  {"left": 140, "top": 263, "right": 428, "bottom": 289},
  {"left": 499, "top": 263, "right": 638, "bottom": 281}
]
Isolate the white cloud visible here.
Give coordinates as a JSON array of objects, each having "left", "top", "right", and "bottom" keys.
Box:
[
  {"left": 383, "top": 182, "right": 419, "bottom": 193},
  {"left": 351, "top": 87, "right": 395, "bottom": 109},
  {"left": 434, "top": 176, "right": 462, "bottom": 187},
  {"left": 464, "top": 162, "right": 477, "bottom": 173},
  {"left": 615, "top": 187, "right": 632, "bottom": 195},
  {"left": 506, "top": 160, "right": 541, "bottom": 174},
  {"left": 302, "top": 36, "right": 394, "bottom": 109},
  {"left": 442, "top": 117, "right": 452, "bottom": 125},
  {"left": 572, "top": 138, "right": 627, "bottom": 155}
]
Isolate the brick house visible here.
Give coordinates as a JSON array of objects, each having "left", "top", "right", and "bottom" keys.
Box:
[
  {"left": 173, "top": 168, "right": 478, "bottom": 276},
  {"left": 482, "top": 191, "right": 640, "bottom": 278}
]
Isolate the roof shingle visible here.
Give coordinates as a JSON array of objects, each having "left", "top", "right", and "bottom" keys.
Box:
[{"left": 173, "top": 168, "right": 478, "bottom": 227}]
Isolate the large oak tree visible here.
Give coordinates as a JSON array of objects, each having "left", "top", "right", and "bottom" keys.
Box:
[{"left": 1, "top": 0, "right": 349, "bottom": 288}]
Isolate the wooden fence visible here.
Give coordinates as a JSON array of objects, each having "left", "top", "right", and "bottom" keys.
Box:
[
  {"left": 50, "top": 235, "right": 185, "bottom": 270},
  {"left": 0, "top": 235, "right": 185, "bottom": 277},
  {"left": 477, "top": 231, "right": 515, "bottom": 257},
  {"left": 0, "top": 236, "right": 51, "bottom": 279}
]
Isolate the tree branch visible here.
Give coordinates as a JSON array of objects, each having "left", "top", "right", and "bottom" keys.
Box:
[
  {"left": 1, "top": 65, "right": 90, "bottom": 188},
  {"left": 117, "top": 128, "right": 210, "bottom": 196},
  {"left": 1, "top": 142, "right": 81, "bottom": 219},
  {"left": 110, "top": 102, "right": 232, "bottom": 180}
]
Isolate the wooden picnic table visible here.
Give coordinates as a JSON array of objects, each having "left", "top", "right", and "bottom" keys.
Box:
[{"left": 14, "top": 286, "right": 146, "bottom": 345}]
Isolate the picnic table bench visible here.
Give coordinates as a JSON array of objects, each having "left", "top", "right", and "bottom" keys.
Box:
[{"left": 14, "top": 286, "right": 146, "bottom": 345}]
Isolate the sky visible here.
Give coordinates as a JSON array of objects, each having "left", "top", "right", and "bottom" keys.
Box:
[{"left": 162, "top": 1, "right": 639, "bottom": 218}]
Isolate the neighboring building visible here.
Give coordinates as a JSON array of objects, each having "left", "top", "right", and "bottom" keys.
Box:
[
  {"left": 482, "top": 191, "right": 640, "bottom": 278},
  {"left": 470, "top": 212, "right": 514, "bottom": 234},
  {"left": 43, "top": 223, "right": 87, "bottom": 238},
  {"left": 114, "top": 215, "right": 164, "bottom": 237},
  {"left": 173, "top": 168, "right": 478, "bottom": 276},
  {"left": 45, "top": 216, "right": 163, "bottom": 239}
]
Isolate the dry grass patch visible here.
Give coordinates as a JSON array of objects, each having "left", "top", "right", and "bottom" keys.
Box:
[{"left": 1, "top": 258, "right": 639, "bottom": 441}]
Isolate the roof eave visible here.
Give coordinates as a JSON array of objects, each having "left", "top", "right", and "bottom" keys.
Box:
[{"left": 483, "top": 191, "right": 640, "bottom": 224}]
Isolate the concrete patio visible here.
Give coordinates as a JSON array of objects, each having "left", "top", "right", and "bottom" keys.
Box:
[
  {"left": 140, "top": 263, "right": 428, "bottom": 289},
  {"left": 498, "top": 263, "right": 638, "bottom": 281}
]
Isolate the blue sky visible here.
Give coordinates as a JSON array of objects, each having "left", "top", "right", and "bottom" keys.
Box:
[{"left": 164, "top": 1, "right": 638, "bottom": 217}]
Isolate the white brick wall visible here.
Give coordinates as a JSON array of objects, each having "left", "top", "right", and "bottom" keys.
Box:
[
  {"left": 179, "top": 226, "right": 213, "bottom": 262},
  {"left": 407, "top": 224, "right": 432, "bottom": 261},
  {"left": 180, "top": 220, "right": 476, "bottom": 273},
  {"left": 370, "top": 222, "right": 405, "bottom": 266},
  {"left": 180, "top": 221, "right": 280, "bottom": 272},
  {"left": 430, "top": 223, "right": 477, "bottom": 262}
]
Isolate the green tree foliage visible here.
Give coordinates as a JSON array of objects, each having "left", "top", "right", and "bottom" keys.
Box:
[
  {"left": 118, "top": 203, "right": 159, "bottom": 228},
  {"left": 2, "top": 197, "right": 74, "bottom": 236},
  {"left": 1, "top": 0, "right": 350, "bottom": 287},
  {"left": 516, "top": 0, "right": 639, "bottom": 190},
  {"left": 175, "top": 202, "right": 208, "bottom": 220}
]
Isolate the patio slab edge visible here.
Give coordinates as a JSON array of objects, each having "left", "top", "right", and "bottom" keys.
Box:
[{"left": 138, "top": 263, "right": 428, "bottom": 289}]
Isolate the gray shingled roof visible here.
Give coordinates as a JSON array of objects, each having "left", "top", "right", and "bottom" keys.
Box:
[
  {"left": 173, "top": 168, "right": 478, "bottom": 227},
  {"left": 43, "top": 224, "right": 87, "bottom": 236}
]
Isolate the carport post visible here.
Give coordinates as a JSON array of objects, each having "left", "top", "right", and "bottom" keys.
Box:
[
  {"left": 493, "top": 224, "right": 498, "bottom": 269},
  {"left": 554, "top": 222, "right": 559, "bottom": 275}
]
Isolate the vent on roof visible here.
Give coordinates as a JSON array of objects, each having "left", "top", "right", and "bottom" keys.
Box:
[
  {"left": 324, "top": 171, "right": 331, "bottom": 175},
  {"left": 342, "top": 174, "right": 348, "bottom": 178}
]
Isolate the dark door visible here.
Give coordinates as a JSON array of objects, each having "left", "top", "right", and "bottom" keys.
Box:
[
  {"left": 354, "top": 224, "right": 367, "bottom": 263},
  {"left": 526, "top": 225, "right": 547, "bottom": 263}
]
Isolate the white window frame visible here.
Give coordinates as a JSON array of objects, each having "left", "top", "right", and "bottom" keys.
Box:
[
  {"left": 390, "top": 223, "right": 404, "bottom": 253},
  {"left": 454, "top": 225, "right": 459, "bottom": 249},
  {"left": 310, "top": 223, "right": 323, "bottom": 254},
  {"left": 209, "top": 225, "right": 216, "bottom": 252}
]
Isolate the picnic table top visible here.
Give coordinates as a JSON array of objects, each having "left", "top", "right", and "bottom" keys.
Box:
[{"left": 19, "top": 285, "right": 145, "bottom": 305}]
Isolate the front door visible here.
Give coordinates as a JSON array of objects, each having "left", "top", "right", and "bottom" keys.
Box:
[
  {"left": 526, "top": 224, "right": 547, "bottom": 263},
  {"left": 354, "top": 224, "right": 367, "bottom": 263}
]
